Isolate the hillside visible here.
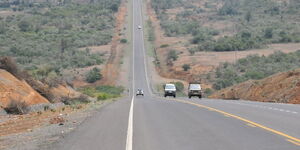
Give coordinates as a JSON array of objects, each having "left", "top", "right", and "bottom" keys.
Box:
[
  {"left": 210, "top": 69, "right": 300, "bottom": 104},
  {"left": 0, "top": 69, "right": 49, "bottom": 108},
  {"left": 0, "top": 0, "right": 122, "bottom": 87},
  {"left": 146, "top": 0, "right": 300, "bottom": 93}
]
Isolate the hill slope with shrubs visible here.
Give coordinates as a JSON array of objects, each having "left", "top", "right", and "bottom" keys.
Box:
[
  {"left": 0, "top": 0, "right": 120, "bottom": 84},
  {"left": 211, "top": 50, "right": 300, "bottom": 90},
  {"left": 210, "top": 68, "right": 300, "bottom": 104},
  {"left": 151, "top": 0, "right": 300, "bottom": 52}
]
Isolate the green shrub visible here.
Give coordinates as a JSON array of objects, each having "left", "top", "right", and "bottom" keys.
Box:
[
  {"left": 120, "top": 38, "right": 127, "bottom": 43},
  {"left": 86, "top": 67, "right": 102, "bottom": 83},
  {"left": 160, "top": 44, "right": 169, "bottom": 48},
  {"left": 167, "top": 50, "right": 178, "bottom": 61},
  {"left": 204, "top": 88, "right": 213, "bottom": 96},
  {"left": 182, "top": 64, "right": 191, "bottom": 71},
  {"left": 245, "top": 11, "right": 252, "bottom": 22},
  {"left": 171, "top": 81, "right": 184, "bottom": 92},
  {"left": 97, "top": 93, "right": 109, "bottom": 100},
  {"left": 18, "top": 20, "right": 32, "bottom": 32},
  {"left": 264, "top": 28, "right": 273, "bottom": 39},
  {"left": 80, "top": 85, "right": 124, "bottom": 100},
  {"left": 95, "top": 85, "right": 124, "bottom": 95},
  {"left": 61, "top": 95, "right": 90, "bottom": 105},
  {"left": 188, "top": 48, "right": 196, "bottom": 55}
]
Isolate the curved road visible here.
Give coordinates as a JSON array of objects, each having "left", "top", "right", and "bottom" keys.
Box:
[{"left": 51, "top": 0, "right": 300, "bottom": 149}]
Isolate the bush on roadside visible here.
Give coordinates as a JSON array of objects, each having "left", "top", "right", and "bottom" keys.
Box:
[
  {"left": 120, "top": 39, "right": 127, "bottom": 43},
  {"left": 160, "top": 44, "right": 169, "bottom": 48},
  {"left": 171, "top": 81, "right": 184, "bottom": 92},
  {"left": 204, "top": 88, "right": 213, "bottom": 96},
  {"left": 5, "top": 99, "right": 28, "bottom": 115},
  {"left": 61, "top": 95, "right": 90, "bottom": 105},
  {"left": 182, "top": 64, "right": 191, "bottom": 71},
  {"left": 80, "top": 85, "right": 124, "bottom": 100},
  {"left": 167, "top": 50, "right": 179, "bottom": 61},
  {"left": 86, "top": 67, "right": 102, "bottom": 83}
]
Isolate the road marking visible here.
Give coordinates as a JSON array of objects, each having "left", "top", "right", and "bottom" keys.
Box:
[
  {"left": 247, "top": 123, "right": 256, "bottom": 128},
  {"left": 286, "top": 139, "right": 300, "bottom": 146},
  {"left": 223, "top": 114, "right": 231, "bottom": 117},
  {"left": 125, "top": 96, "right": 134, "bottom": 150},
  {"left": 126, "top": 0, "right": 135, "bottom": 149},
  {"left": 168, "top": 99, "right": 300, "bottom": 144},
  {"left": 225, "top": 101, "right": 299, "bottom": 114}
]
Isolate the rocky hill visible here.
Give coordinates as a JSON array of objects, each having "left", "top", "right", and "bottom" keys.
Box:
[{"left": 210, "top": 69, "right": 300, "bottom": 104}]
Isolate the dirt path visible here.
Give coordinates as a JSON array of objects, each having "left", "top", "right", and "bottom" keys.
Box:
[{"left": 101, "top": 0, "right": 128, "bottom": 86}]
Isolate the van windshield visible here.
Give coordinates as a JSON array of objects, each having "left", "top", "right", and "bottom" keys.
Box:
[
  {"left": 165, "top": 84, "right": 176, "bottom": 90},
  {"left": 190, "top": 84, "right": 201, "bottom": 90}
]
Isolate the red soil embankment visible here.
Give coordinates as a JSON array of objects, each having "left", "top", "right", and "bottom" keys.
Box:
[{"left": 0, "top": 69, "right": 49, "bottom": 108}]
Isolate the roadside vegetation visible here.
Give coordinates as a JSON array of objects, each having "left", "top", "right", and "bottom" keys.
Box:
[
  {"left": 4, "top": 99, "right": 28, "bottom": 115},
  {"left": 151, "top": 0, "right": 300, "bottom": 52},
  {"left": 86, "top": 67, "right": 102, "bottom": 83},
  {"left": 0, "top": 0, "right": 120, "bottom": 84},
  {"left": 211, "top": 50, "right": 300, "bottom": 90},
  {"left": 171, "top": 81, "right": 185, "bottom": 96},
  {"left": 80, "top": 85, "right": 124, "bottom": 100}
]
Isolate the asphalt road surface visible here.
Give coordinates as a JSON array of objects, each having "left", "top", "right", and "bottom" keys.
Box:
[{"left": 51, "top": 0, "right": 300, "bottom": 149}]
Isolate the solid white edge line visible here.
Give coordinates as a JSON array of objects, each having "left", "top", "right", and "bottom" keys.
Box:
[{"left": 126, "top": 0, "right": 135, "bottom": 150}]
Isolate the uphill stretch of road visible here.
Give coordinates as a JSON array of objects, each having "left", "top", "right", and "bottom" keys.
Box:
[{"left": 50, "top": 0, "right": 300, "bottom": 149}]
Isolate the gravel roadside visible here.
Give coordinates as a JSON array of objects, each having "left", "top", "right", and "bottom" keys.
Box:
[{"left": 0, "top": 99, "right": 117, "bottom": 150}]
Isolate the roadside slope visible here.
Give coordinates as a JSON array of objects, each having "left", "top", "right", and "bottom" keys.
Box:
[
  {"left": 210, "top": 69, "right": 300, "bottom": 104},
  {"left": 0, "top": 69, "right": 49, "bottom": 108}
]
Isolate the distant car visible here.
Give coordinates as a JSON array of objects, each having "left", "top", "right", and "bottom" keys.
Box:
[
  {"left": 138, "top": 25, "right": 142, "bottom": 29},
  {"left": 136, "top": 89, "right": 144, "bottom": 96},
  {"left": 188, "top": 83, "right": 202, "bottom": 99},
  {"left": 164, "top": 84, "right": 176, "bottom": 98}
]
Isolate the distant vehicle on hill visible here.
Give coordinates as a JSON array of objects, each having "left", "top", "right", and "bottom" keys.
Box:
[{"left": 136, "top": 89, "right": 144, "bottom": 96}]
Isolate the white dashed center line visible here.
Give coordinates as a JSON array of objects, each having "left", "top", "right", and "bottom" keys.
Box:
[{"left": 225, "top": 101, "right": 299, "bottom": 115}]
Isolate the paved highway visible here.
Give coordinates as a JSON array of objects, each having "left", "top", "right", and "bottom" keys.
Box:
[{"left": 51, "top": 0, "right": 300, "bottom": 149}]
